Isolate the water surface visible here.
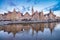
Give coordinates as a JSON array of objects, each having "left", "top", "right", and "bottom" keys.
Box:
[{"left": 0, "top": 23, "right": 60, "bottom": 40}]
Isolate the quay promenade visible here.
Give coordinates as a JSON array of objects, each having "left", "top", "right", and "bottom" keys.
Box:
[{"left": 0, "top": 19, "right": 60, "bottom": 25}]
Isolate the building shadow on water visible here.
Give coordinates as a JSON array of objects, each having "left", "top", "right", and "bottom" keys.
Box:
[{"left": 0, "top": 23, "right": 57, "bottom": 40}]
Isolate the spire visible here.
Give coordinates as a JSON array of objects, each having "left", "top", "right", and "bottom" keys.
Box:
[
  {"left": 32, "top": 6, "right": 34, "bottom": 15},
  {"left": 40, "top": 10, "right": 44, "bottom": 15},
  {"left": 41, "top": 10, "right": 43, "bottom": 13},
  {"left": 49, "top": 9, "right": 53, "bottom": 13},
  {"left": 13, "top": 8, "right": 16, "bottom": 12}
]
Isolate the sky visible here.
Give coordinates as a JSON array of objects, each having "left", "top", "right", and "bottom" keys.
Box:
[{"left": 0, "top": 0, "right": 60, "bottom": 16}]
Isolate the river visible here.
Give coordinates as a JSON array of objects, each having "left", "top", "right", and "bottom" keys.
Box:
[{"left": 0, "top": 23, "right": 60, "bottom": 40}]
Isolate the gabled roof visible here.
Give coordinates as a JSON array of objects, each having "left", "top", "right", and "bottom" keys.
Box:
[
  {"left": 44, "top": 13, "right": 56, "bottom": 17},
  {"left": 32, "top": 11, "right": 39, "bottom": 16},
  {"left": 39, "top": 12, "right": 41, "bottom": 15},
  {"left": 4, "top": 13, "right": 7, "bottom": 15},
  {"left": 16, "top": 11, "right": 23, "bottom": 16},
  {"left": 24, "top": 12, "right": 30, "bottom": 16},
  {"left": 8, "top": 11, "right": 12, "bottom": 13}
]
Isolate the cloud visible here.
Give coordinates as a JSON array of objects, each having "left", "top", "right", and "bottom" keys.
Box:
[
  {"left": 44, "top": 1, "right": 60, "bottom": 11},
  {"left": 7, "top": 0, "right": 16, "bottom": 6},
  {"left": 22, "top": 6, "right": 30, "bottom": 12},
  {"left": 34, "top": 0, "right": 40, "bottom": 4},
  {"left": 26, "top": 6, "right": 30, "bottom": 11},
  {"left": 51, "top": 2, "right": 60, "bottom": 11},
  {"left": 9, "top": 1, "right": 16, "bottom": 6},
  {"left": 21, "top": 6, "right": 26, "bottom": 12},
  {"left": 26, "top": 0, "right": 40, "bottom": 4},
  {"left": 26, "top": 0, "right": 32, "bottom": 2}
]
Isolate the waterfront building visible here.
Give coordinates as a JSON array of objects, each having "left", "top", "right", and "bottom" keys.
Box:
[
  {"left": 39, "top": 11, "right": 44, "bottom": 21},
  {"left": 22, "top": 12, "right": 32, "bottom": 21},
  {"left": 44, "top": 10, "right": 56, "bottom": 20},
  {"left": 0, "top": 7, "right": 59, "bottom": 21},
  {"left": 16, "top": 11, "right": 23, "bottom": 20},
  {"left": 0, "top": 14, "right": 3, "bottom": 20},
  {"left": 32, "top": 11, "right": 39, "bottom": 20}
]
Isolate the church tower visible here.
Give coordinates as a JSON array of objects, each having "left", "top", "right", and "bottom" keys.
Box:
[
  {"left": 11, "top": 8, "right": 17, "bottom": 20},
  {"left": 40, "top": 11, "right": 44, "bottom": 20},
  {"left": 32, "top": 6, "right": 34, "bottom": 15},
  {"left": 49, "top": 9, "right": 53, "bottom": 14},
  {"left": 13, "top": 8, "right": 16, "bottom": 13}
]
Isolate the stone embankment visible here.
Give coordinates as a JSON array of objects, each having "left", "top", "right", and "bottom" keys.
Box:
[{"left": 0, "top": 19, "right": 60, "bottom": 25}]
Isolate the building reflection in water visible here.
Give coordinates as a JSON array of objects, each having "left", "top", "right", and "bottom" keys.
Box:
[{"left": 0, "top": 23, "right": 56, "bottom": 37}]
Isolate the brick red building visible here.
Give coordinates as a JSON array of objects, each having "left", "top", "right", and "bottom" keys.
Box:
[{"left": 0, "top": 8, "right": 58, "bottom": 21}]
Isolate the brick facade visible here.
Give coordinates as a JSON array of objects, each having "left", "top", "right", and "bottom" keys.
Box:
[{"left": 0, "top": 8, "right": 57, "bottom": 21}]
